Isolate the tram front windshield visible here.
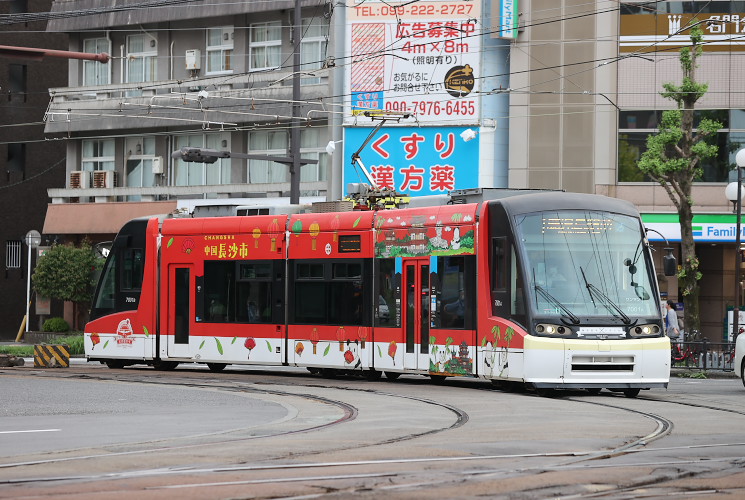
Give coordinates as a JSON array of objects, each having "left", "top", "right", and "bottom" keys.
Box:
[{"left": 515, "top": 210, "right": 658, "bottom": 321}]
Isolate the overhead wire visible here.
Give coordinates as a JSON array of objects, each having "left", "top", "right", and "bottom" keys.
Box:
[{"left": 3, "top": 0, "right": 742, "bottom": 142}]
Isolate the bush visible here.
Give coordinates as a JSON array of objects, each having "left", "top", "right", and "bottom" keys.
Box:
[
  {"left": 49, "top": 335, "right": 84, "bottom": 355},
  {"left": 43, "top": 317, "right": 70, "bottom": 333}
]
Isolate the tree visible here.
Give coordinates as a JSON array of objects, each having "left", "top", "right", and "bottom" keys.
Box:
[
  {"left": 32, "top": 241, "right": 99, "bottom": 329},
  {"left": 638, "top": 24, "right": 722, "bottom": 336}
]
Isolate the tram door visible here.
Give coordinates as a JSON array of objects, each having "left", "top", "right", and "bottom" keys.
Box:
[
  {"left": 166, "top": 265, "right": 193, "bottom": 358},
  {"left": 403, "top": 258, "right": 430, "bottom": 371}
]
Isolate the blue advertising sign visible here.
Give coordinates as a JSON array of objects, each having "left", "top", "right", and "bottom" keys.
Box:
[{"left": 343, "top": 126, "right": 480, "bottom": 197}]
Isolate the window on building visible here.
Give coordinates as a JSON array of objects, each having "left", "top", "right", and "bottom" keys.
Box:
[
  {"left": 6, "top": 240, "right": 21, "bottom": 269},
  {"left": 618, "top": 109, "right": 733, "bottom": 183},
  {"left": 126, "top": 34, "right": 157, "bottom": 85},
  {"left": 7, "top": 143, "right": 25, "bottom": 175},
  {"left": 82, "top": 139, "right": 115, "bottom": 171},
  {"left": 125, "top": 137, "right": 157, "bottom": 200},
  {"left": 83, "top": 38, "right": 111, "bottom": 86},
  {"left": 248, "top": 130, "right": 288, "bottom": 183},
  {"left": 8, "top": 64, "right": 26, "bottom": 101},
  {"left": 206, "top": 27, "right": 233, "bottom": 74},
  {"left": 247, "top": 128, "right": 328, "bottom": 189},
  {"left": 10, "top": 0, "right": 27, "bottom": 13},
  {"left": 250, "top": 21, "right": 282, "bottom": 70},
  {"left": 173, "top": 133, "right": 231, "bottom": 187},
  {"left": 300, "top": 18, "right": 329, "bottom": 85}
]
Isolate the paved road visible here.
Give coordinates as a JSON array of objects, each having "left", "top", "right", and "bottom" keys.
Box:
[{"left": 1, "top": 363, "right": 744, "bottom": 499}]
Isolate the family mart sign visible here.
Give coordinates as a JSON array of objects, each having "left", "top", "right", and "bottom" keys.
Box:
[{"left": 642, "top": 214, "right": 745, "bottom": 243}]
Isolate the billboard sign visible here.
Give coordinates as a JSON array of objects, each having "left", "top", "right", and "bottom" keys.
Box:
[
  {"left": 343, "top": 126, "right": 480, "bottom": 197},
  {"left": 346, "top": 0, "right": 482, "bottom": 124}
]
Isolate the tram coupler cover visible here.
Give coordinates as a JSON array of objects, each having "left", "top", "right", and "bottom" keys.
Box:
[{"left": 33, "top": 344, "right": 70, "bottom": 368}]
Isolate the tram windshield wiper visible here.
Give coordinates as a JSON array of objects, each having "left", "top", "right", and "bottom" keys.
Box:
[
  {"left": 579, "top": 267, "right": 631, "bottom": 325},
  {"left": 533, "top": 283, "right": 580, "bottom": 325}
]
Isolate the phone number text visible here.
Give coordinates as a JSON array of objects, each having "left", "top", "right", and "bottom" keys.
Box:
[{"left": 385, "top": 99, "right": 476, "bottom": 116}]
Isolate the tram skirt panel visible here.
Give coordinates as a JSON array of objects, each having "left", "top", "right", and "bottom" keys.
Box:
[{"left": 33, "top": 344, "right": 70, "bottom": 368}]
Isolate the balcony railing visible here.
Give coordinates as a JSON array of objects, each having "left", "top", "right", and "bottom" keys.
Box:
[
  {"left": 44, "top": 68, "right": 331, "bottom": 134},
  {"left": 49, "top": 182, "right": 328, "bottom": 204}
]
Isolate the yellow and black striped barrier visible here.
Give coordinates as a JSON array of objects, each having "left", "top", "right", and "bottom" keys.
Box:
[{"left": 33, "top": 344, "right": 70, "bottom": 368}]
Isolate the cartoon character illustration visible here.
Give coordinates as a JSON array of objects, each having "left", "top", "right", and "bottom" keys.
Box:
[
  {"left": 430, "top": 223, "right": 449, "bottom": 249},
  {"left": 451, "top": 227, "right": 461, "bottom": 250}
]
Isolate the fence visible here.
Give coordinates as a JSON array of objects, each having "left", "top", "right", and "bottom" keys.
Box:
[{"left": 670, "top": 340, "right": 736, "bottom": 371}]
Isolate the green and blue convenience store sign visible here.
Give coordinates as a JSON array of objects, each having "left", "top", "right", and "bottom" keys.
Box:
[{"left": 643, "top": 214, "right": 745, "bottom": 243}]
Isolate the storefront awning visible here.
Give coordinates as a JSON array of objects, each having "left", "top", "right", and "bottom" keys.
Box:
[
  {"left": 643, "top": 213, "right": 744, "bottom": 243},
  {"left": 43, "top": 201, "right": 178, "bottom": 235}
]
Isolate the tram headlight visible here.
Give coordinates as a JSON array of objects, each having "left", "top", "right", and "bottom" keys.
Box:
[
  {"left": 535, "top": 323, "right": 572, "bottom": 336},
  {"left": 629, "top": 323, "right": 661, "bottom": 337}
]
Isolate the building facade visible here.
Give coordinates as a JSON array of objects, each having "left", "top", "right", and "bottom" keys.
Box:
[
  {"left": 40, "top": 0, "right": 745, "bottom": 341},
  {"left": 0, "top": 0, "right": 67, "bottom": 339}
]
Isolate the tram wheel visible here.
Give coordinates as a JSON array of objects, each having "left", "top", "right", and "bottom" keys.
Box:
[
  {"left": 364, "top": 369, "right": 382, "bottom": 381},
  {"left": 586, "top": 388, "right": 602, "bottom": 395},
  {"left": 384, "top": 371, "right": 401, "bottom": 381},
  {"left": 623, "top": 388, "right": 641, "bottom": 398},
  {"left": 207, "top": 363, "right": 227, "bottom": 372},
  {"left": 429, "top": 374, "right": 447, "bottom": 384},
  {"left": 153, "top": 359, "right": 179, "bottom": 371},
  {"left": 105, "top": 360, "right": 125, "bottom": 369}
]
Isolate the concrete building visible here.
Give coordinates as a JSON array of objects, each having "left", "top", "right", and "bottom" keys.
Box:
[
  {"left": 41, "top": 0, "right": 745, "bottom": 341},
  {"left": 0, "top": 0, "right": 67, "bottom": 339}
]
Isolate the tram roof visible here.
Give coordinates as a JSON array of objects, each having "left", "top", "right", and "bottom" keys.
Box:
[{"left": 493, "top": 191, "right": 639, "bottom": 217}]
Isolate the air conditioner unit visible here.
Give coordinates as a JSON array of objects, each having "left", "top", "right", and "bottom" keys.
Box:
[
  {"left": 185, "top": 49, "right": 201, "bottom": 70},
  {"left": 92, "top": 170, "right": 116, "bottom": 188},
  {"left": 69, "top": 171, "right": 89, "bottom": 189},
  {"left": 151, "top": 156, "right": 164, "bottom": 174}
]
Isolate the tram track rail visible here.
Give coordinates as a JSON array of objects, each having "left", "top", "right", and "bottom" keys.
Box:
[
  {"left": 0, "top": 368, "right": 468, "bottom": 475},
  {"left": 2, "top": 367, "right": 745, "bottom": 499}
]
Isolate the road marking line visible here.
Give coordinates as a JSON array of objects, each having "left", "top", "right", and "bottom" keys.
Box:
[{"left": 0, "top": 429, "right": 61, "bottom": 435}]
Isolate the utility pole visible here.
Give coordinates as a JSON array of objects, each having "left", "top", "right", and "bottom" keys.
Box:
[{"left": 290, "top": 0, "right": 302, "bottom": 205}]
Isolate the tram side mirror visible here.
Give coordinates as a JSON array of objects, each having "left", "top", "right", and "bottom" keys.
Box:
[
  {"left": 663, "top": 248, "right": 677, "bottom": 277},
  {"left": 634, "top": 284, "right": 650, "bottom": 301}
]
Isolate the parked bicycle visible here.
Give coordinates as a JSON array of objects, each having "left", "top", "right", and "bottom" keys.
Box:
[{"left": 671, "top": 341, "right": 700, "bottom": 367}]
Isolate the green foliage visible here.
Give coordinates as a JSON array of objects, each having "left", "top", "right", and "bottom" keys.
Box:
[
  {"left": 32, "top": 241, "right": 99, "bottom": 305},
  {"left": 0, "top": 345, "right": 33, "bottom": 356},
  {"left": 42, "top": 317, "right": 70, "bottom": 333},
  {"left": 49, "top": 335, "right": 85, "bottom": 355}
]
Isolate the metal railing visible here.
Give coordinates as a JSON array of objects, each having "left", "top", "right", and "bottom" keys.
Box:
[{"left": 670, "top": 339, "right": 736, "bottom": 371}]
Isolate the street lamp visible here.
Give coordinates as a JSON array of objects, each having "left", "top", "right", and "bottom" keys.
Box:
[
  {"left": 24, "top": 230, "right": 41, "bottom": 334},
  {"left": 725, "top": 149, "right": 745, "bottom": 341},
  {"left": 171, "top": 147, "right": 318, "bottom": 205}
]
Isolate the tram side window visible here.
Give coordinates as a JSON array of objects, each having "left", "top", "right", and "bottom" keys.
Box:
[
  {"left": 237, "top": 262, "right": 273, "bottom": 323},
  {"left": 294, "top": 262, "right": 326, "bottom": 323},
  {"left": 121, "top": 248, "right": 144, "bottom": 290},
  {"left": 203, "top": 261, "right": 235, "bottom": 322},
  {"left": 331, "top": 262, "right": 363, "bottom": 325},
  {"left": 492, "top": 238, "right": 506, "bottom": 291},
  {"left": 201, "top": 260, "right": 274, "bottom": 323},
  {"left": 436, "top": 256, "right": 475, "bottom": 329},
  {"left": 293, "top": 260, "right": 365, "bottom": 326},
  {"left": 376, "top": 258, "right": 399, "bottom": 327}
]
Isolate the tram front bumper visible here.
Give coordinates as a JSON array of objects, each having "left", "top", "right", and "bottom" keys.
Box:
[{"left": 523, "top": 336, "right": 670, "bottom": 389}]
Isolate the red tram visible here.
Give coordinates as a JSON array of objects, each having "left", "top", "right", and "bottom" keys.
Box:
[{"left": 86, "top": 190, "right": 673, "bottom": 395}]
